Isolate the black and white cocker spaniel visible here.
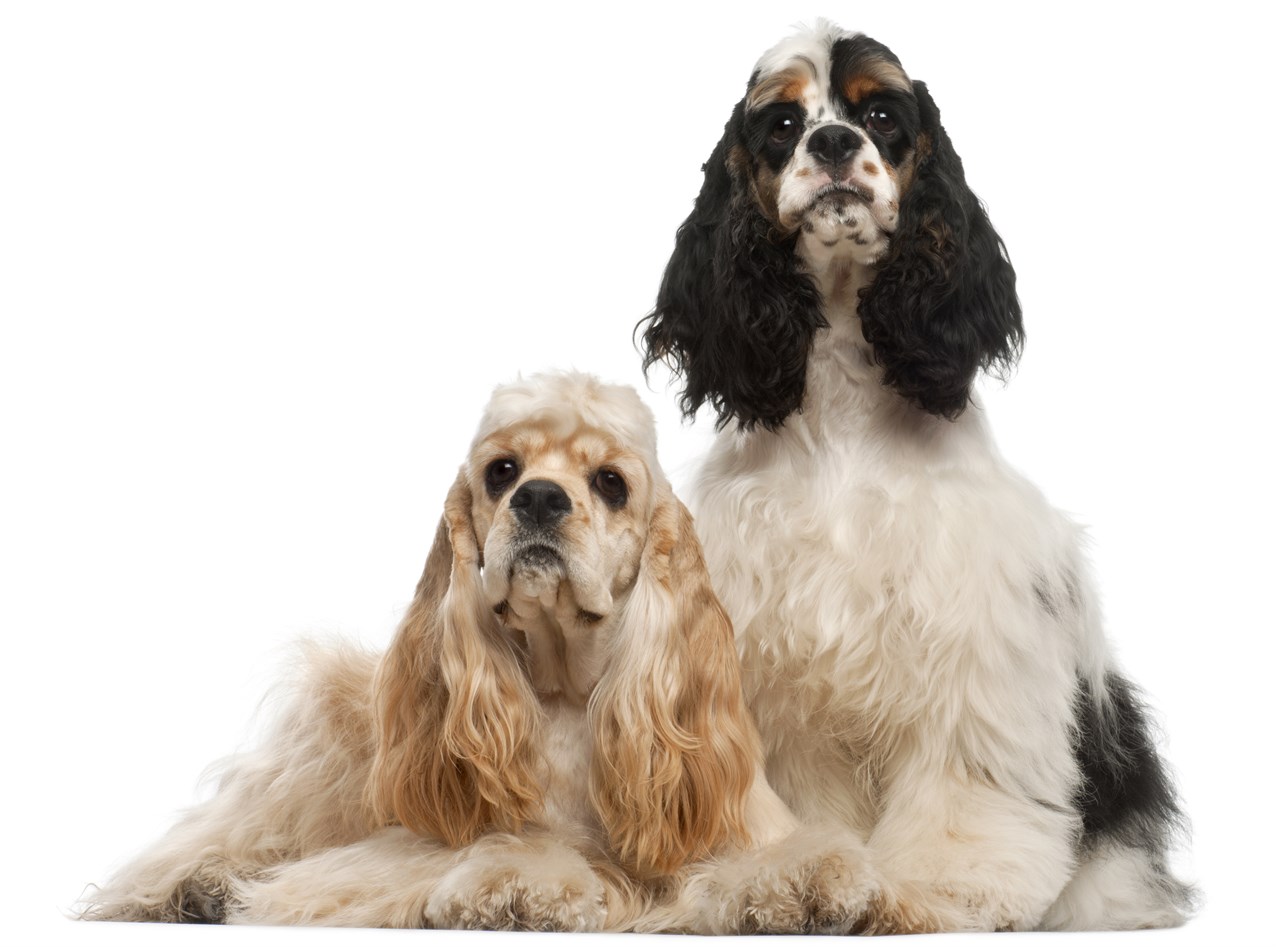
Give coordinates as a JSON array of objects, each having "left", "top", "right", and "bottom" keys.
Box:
[
  {"left": 81, "top": 372, "right": 875, "bottom": 933},
  {"left": 641, "top": 21, "right": 1195, "bottom": 933}
]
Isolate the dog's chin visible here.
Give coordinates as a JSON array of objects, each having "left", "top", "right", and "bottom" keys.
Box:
[
  {"left": 509, "top": 543, "right": 564, "bottom": 575},
  {"left": 484, "top": 537, "right": 616, "bottom": 627},
  {"left": 790, "top": 201, "right": 891, "bottom": 266},
  {"left": 782, "top": 179, "right": 887, "bottom": 234},
  {"left": 505, "top": 543, "right": 567, "bottom": 600}
]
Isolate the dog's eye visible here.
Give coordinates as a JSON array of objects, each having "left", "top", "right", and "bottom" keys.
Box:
[
  {"left": 769, "top": 116, "right": 799, "bottom": 144},
  {"left": 591, "top": 468, "right": 628, "bottom": 508},
  {"left": 485, "top": 458, "right": 520, "bottom": 496},
  {"left": 866, "top": 107, "right": 896, "bottom": 135}
]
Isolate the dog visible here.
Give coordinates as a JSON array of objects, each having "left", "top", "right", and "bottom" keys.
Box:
[
  {"left": 80, "top": 371, "right": 875, "bottom": 932},
  {"left": 641, "top": 22, "right": 1195, "bottom": 932}
]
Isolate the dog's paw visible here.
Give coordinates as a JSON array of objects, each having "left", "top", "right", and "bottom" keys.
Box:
[
  {"left": 425, "top": 845, "right": 606, "bottom": 932},
  {"left": 671, "top": 826, "right": 879, "bottom": 934},
  {"left": 731, "top": 846, "right": 877, "bottom": 933}
]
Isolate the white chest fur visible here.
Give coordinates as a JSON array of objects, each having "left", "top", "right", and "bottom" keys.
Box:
[{"left": 687, "top": 295, "right": 1095, "bottom": 831}]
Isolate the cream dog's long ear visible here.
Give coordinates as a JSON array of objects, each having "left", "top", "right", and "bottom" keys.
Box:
[
  {"left": 367, "top": 470, "right": 541, "bottom": 846},
  {"left": 589, "top": 488, "right": 760, "bottom": 879}
]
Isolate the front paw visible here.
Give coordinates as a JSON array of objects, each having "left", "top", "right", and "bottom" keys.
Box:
[
  {"left": 425, "top": 848, "right": 606, "bottom": 932},
  {"left": 735, "top": 849, "right": 876, "bottom": 933},
  {"left": 692, "top": 828, "right": 880, "bottom": 934}
]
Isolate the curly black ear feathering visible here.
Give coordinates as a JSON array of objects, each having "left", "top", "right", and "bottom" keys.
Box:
[
  {"left": 857, "top": 80, "right": 1024, "bottom": 419},
  {"left": 643, "top": 69, "right": 1025, "bottom": 427},
  {"left": 640, "top": 25, "right": 1193, "bottom": 934},
  {"left": 640, "top": 101, "right": 827, "bottom": 432}
]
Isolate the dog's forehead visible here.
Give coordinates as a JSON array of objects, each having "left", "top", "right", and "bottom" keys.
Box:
[
  {"left": 747, "top": 27, "right": 911, "bottom": 114},
  {"left": 472, "top": 372, "right": 659, "bottom": 468},
  {"left": 477, "top": 421, "right": 626, "bottom": 470}
]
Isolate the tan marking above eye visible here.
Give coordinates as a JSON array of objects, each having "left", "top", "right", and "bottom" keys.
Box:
[
  {"left": 863, "top": 161, "right": 880, "bottom": 175},
  {"left": 845, "top": 75, "right": 883, "bottom": 105},
  {"left": 780, "top": 75, "right": 808, "bottom": 102},
  {"left": 747, "top": 66, "right": 812, "bottom": 108}
]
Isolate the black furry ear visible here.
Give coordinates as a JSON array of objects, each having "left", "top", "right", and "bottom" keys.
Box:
[
  {"left": 639, "top": 100, "right": 825, "bottom": 431},
  {"left": 858, "top": 80, "right": 1024, "bottom": 419}
]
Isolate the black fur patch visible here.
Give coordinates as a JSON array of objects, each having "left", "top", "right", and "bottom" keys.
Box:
[
  {"left": 643, "top": 35, "right": 1024, "bottom": 429},
  {"left": 744, "top": 101, "right": 807, "bottom": 174},
  {"left": 640, "top": 99, "right": 827, "bottom": 431},
  {"left": 857, "top": 80, "right": 1024, "bottom": 420},
  {"left": 829, "top": 36, "right": 920, "bottom": 166},
  {"left": 1072, "top": 672, "right": 1185, "bottom": 853}
]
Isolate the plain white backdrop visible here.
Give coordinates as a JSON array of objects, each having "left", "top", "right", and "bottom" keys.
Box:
[{"left": 2, "top": 2, "right": 1272, "bottom": 945}]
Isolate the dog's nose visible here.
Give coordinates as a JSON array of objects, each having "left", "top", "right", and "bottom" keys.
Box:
[
  {"left": 806, "top": 125, "right": 861, "bottom": 166},
  {"left": 509, "top": 479, "right": 572, "bottom": 528}
]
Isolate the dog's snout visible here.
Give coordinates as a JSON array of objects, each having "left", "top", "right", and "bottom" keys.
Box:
[
  {"left": 509, "top": 479, "right": 572, "bottom": 528},
  {"left": 807, "top": 125, "right": 861, "bottom": 166}
]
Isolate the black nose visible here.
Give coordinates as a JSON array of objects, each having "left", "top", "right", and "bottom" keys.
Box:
[
  {"left": 806, "top": 125, "right": 861, "bottom": 166},
  {"left": 509, "top": 479, "right": 572, "bottom": 528}
]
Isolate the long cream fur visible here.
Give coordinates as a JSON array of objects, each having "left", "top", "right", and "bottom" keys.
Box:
[{"left": 80, "top": 371, "right": 876, "bottom": 932}]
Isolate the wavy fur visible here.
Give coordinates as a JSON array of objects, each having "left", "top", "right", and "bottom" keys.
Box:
[
  {"left": 644, "top": 23, "right": 1194, "bottom": 933},
  {"left": 590, "top": 492, "right": 757, "bottom": 877},
  {"left": 80, "top": 371, "right": 879, "bottom": 932},
  {"left": 367, "top": 473, "right": 543, "bottom": 848},
  {"left": 641, "top": 102, "right": 827, "bottom": 431},
  {"left": 857, "top": 80, "right": 1023, "bottom": 419}
]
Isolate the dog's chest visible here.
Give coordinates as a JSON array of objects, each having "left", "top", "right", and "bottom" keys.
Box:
[
  {"left": 538, "top": 701, "right": 598, "bottom": 834},
  {"left": 695, "top": 445, "right": 930, "bottom": 729},
  {"left": 690, "top": 402, "right": 1052, "bottom": 735}
]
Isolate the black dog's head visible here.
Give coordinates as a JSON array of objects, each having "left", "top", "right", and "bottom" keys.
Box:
[{"left": 641, "top": 22, "right": 1023, "bottom": 429}]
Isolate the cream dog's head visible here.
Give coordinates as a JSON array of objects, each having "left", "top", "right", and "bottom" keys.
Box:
[{"left": 368, "top": 372, "right": 759, "bottom": 880}]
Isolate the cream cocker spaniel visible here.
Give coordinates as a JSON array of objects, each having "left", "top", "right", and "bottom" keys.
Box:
[{"left": 83, "top": 371, "right": 874, "bottom": 932}]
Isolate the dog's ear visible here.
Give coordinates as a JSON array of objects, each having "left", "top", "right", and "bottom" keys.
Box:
[
  {"left": 367, "top": 470, "right": 541, "bottom": 845},
  {"left": 858, "top": 80, "right": 1024, "bottom": 419},
  {"left": 589, "top": 488, "right": 759, "bottom": 878},
  {"left": 640, "top": 99, "right": 826, "bottom": 432}
]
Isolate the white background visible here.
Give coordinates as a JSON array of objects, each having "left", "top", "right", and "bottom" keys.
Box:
[{"left": 2, "top": 2, "right": 1272, "bottom": 945}]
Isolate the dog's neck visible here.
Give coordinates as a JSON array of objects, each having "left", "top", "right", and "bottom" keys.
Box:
[
  {"left": 795, "top": 238, "right": 893, "bottom": 416},
  {"left": 501, "top": 574, "right": 610, "bottom": 707},
  {"left": 797, "top": 232, "right": 876, "bottom": 304},
  {"left": 790, "top": 235, "right": 986, "bottom": 452}
]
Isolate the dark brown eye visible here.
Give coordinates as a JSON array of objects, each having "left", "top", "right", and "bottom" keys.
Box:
[
  {"left": 770, "top": 116, "right": 799, "bottom": 144},
  {"left": 866, "top": 107, "right": 896, "bottom": 135},
  {"left": 485, "top": 458, "right": 519, "bottom": 496},
  {"left": 591, "top": 468, "right": 628, "bottom": 508}
]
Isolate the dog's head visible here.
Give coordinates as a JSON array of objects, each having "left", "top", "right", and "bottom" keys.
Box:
[
  {"left": 367, "top": 372, "right": 758, "bottom": 880},
  {"left": 467, "top": 374, "right": 658, "bottom": 637},
  {"left": 642, "top": 21, "right": 1023, "bottom": 428}
]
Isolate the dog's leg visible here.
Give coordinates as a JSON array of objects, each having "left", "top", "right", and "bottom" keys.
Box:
[
  {"left": 862, "top": 763, "right": 1078, "bottom": 932},
  {"left": 79, "top": 644, "right": 377, "bottom": 922},
  {"left": 228, "top": 827, "right": 454, "bottom": 926},
  {"left": 1040, "top": 837, "right": 1192, "bottom": 930},
  {"left": 644, "top": 777, "right": 880, "bottom": 934},
  {"left": 233, "top": 828, "right": 635, "bottom": 931}
]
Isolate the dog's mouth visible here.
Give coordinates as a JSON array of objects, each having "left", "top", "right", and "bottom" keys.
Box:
[
  {"left": 809, "top": 181, "right": 873, "bottom": 210},
  {"left": 504, "top": 542, "right": 568, "bottom": 590},
  {"left": 510, "top": 542, "right": 563, "bottom": 571},
  {"left": 792, "top": 179, "right": 896, "bottom": 243},
  {"left": 493, "top": 541, "right": 608, "bottom": 627},
  {"left": 492, "top": 541, "right": 568, "bottom": 616}
]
